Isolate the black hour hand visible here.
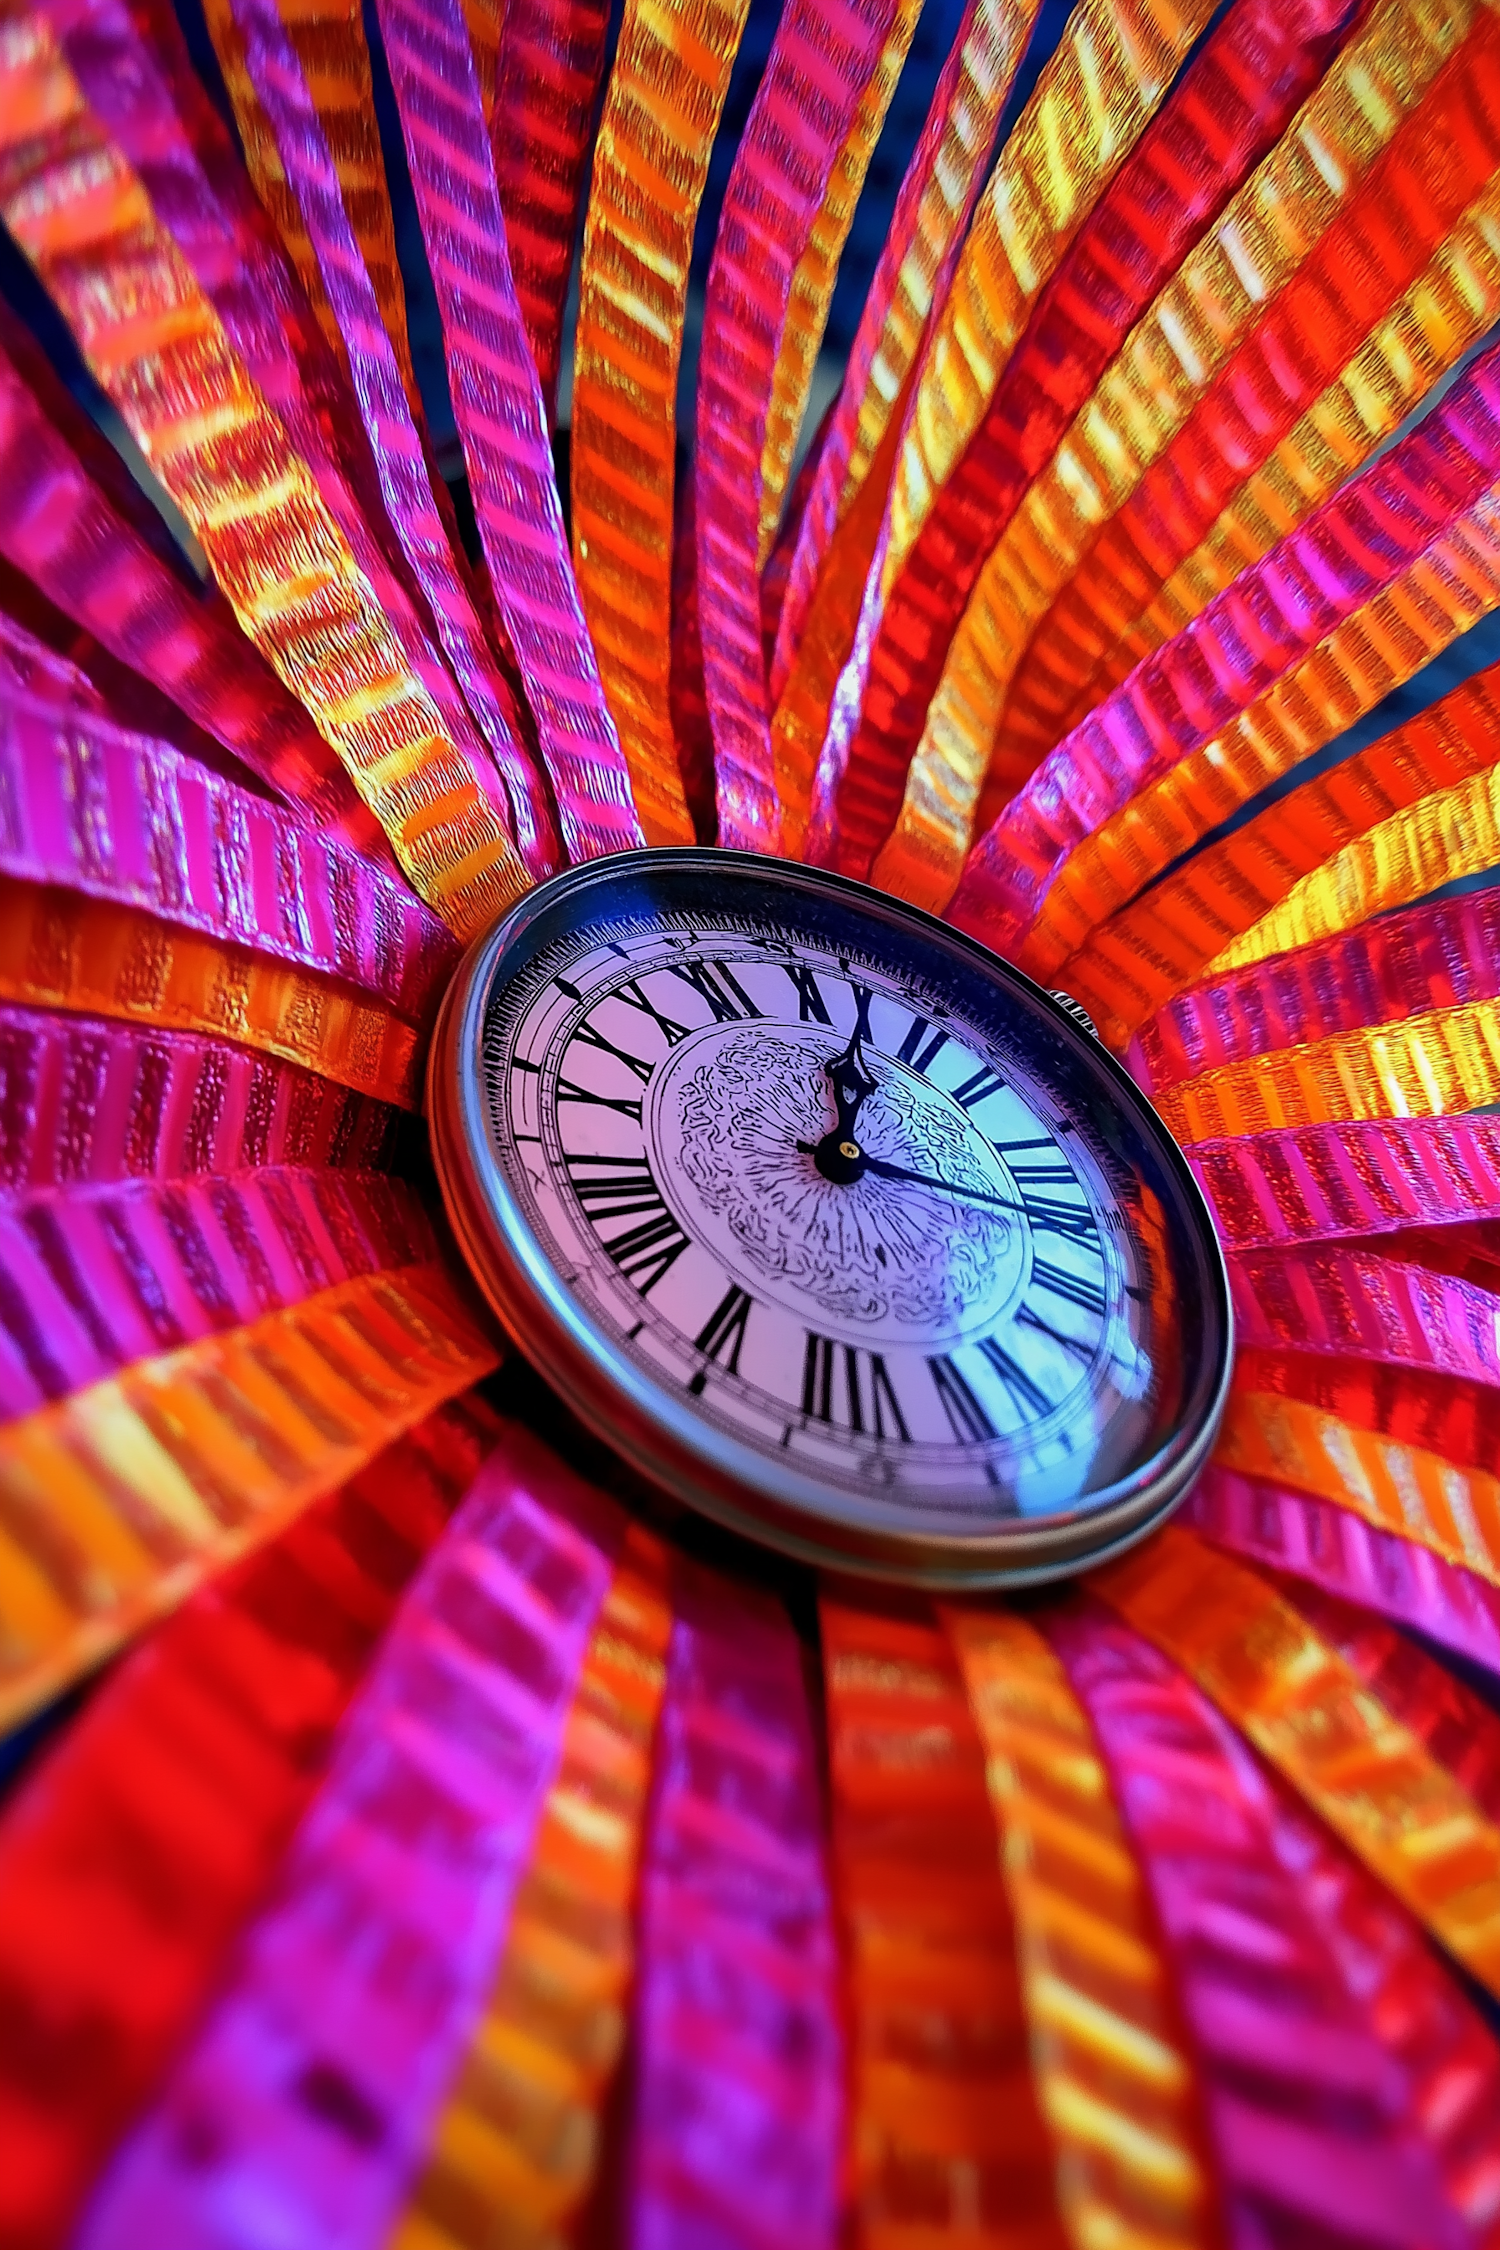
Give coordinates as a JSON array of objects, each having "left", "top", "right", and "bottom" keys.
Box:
[{"left": 801, "top": 1035, "right": 878, "bottom": 1184}]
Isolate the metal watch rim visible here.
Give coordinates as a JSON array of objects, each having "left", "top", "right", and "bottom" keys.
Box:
[{"left": 426, "top": 848, "right": 1233, "bottom": 1587}]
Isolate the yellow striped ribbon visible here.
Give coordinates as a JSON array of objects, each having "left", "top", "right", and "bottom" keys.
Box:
[
  {"left": 1117, "top": 178, "right": 1500, "bottom": 682},
  {"left": 391, "top": 1521, "right": 671, "bottom": 2250},
  {"left": 1093, "top": 1527, "right": 1500, "bottom": 2000},
  {"left": 943, "top": 1606, "right": 1215, "bottom": 2250},
  {"left": 567, "top": 0, "right": 751, "bottom": 846},
  {"left": 0, "top": 885, "right": 426, "bottom": 1108},
  {"left": 882, "top": 0, "right": 1216, "bottom": 595},
  {"left": 1216, "top": 1390, "right": 1500, "bottom": 1591},
  {"left": 872, "top": 0, "right": 1476, "bottom": 912},
  {"left": 1211, "top": 762, "right": 1500, "bottom": 975},
  {"left": 0, "top": 1264, "right": 498, "bottom": 1733},
  {"left": 1155, "top": 996, "right": 1500, "bottom": 1141},
  {"left": 1037, "top": 483, "right": 1500, "bottom": 1016},
  {"left": 757, "top": 0, "right": 923, "bottom": 562},
  {"left": 0, "top": 13, "right": 527, "bottom": 936},
  {"left": 1022, "top": 665, "right": 1500, "bottom": 1041}
]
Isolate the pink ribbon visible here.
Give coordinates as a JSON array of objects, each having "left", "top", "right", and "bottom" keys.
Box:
[
  {"left": 1187, "top": 1116, "right": 1500, "bottom": 1247},
  {"left": 627, "top": 1558, "right": 843, "bottom": 2250},
  {"left": 694, "top": 0, "right": 902, "bottom": 850},
  {"left": 1229, "top": 1245, "right": 1500, "bottom": 1383},
  {"left": 80, "top": 1427, "right": 623, "bottom": 2250},
  {"left": 948, "top": 341, "right": 1500, "bottom": 963},
  {"left": 1184, "top": 1467, "right": 1500, "bottom": 1680},
  {"left": 1049, "top": 1597, "right": 1468, "bottom": 2249},
  {"left": 372, "top": 0, "right": 645, "bottom": 861}
]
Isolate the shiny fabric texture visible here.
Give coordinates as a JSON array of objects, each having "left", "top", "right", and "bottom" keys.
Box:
[{"left": 8, "top": 0, "right": 1500, "bottom": 2240}]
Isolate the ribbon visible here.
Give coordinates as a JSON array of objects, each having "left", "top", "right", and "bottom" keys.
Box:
[
  {"left": 819, "top": 1593, "right": 1066, "bottom": 2247},
  {"left": 1050, "top": 1597, "right": 1477, "bottom": 2247},
  {"left": 626, "top": 1561, "right": 842, "bottom": 2249},
  {"left": 0, "top": 1263, "right": 495, "bottom": 1734},
  {"left": 694, "top": 0, "right": 907, "bottom": 851},
  {"left": 568, "top": 0, "right": 750, "bottom": 847},
  {"left": 1186, "top": 1115, "right": 1500, "bottom": 1249},
  {"left": 1003, "top": 19, "right": 1500, "bottom": 767},
  {"left": 813, "top": 0, "right": 1356, "bottom": 884},
  {"left": 1048, "top": 176, "right": 1500, "bottom": 747},
  {"left": 1233, "top": 1347, "right": 1500, "bottom": 1471},
  {"left": 0, "top": 1008, "right": 413, "bottom": 1198},
  {"left": 755, "top": 0, "right": 924, "bottom": 568},
  {"left": 947, "top": 335, "right": 1500, "bottom": 972},
  {"left": 1214, "top": 1388, "right": 1500, "bottom": 1590},
  {"left": 1052, "top": 496, "right": 1500, "bottom": 1047},
  {"left": 768, "top": 0, "right": 1024, "bottom": 706},
  {"left": 0, "top": 14, "right": 530, "bottom": 932},
  {"left": 1154, "top": 991, "right": 1500, "bottom": 1140},
  {"left": 942, "top": 1604, "right": 1216, "bottom": 2250},
  {"left": 872, "top": 0, "right": 1472, "bottom": 914},
  {"left": 372, "top": 0, "right": 646, "bottom": 865},
  {"left": 490, "top": 0, "right": 611, "bottom": 418},
  {"left": 77, "top": 1428, "right": 621, "bottom": 2250},
  {"left": 1271, "top": 1572, "right": 1500, "bottom": 1820},
  {"left": 1055, "top": 655, "right": 1500, "bottom": 1046},
  {"left": 0, "top": 888, "right": 426, "bottom": 1109},
  {"left": 1183, "top": 1466, "right": 1500, "bottom": 1681},
  {"left": 1095, "top": 1526, "right": 1500, "bottom": 2000},
  {"left": 0, "top": 1164, "right": 437, "bottom": 1416},
  {"left": 390, "top": 1519, "right": 672, "bottom": 2249},
  {"left": 228, "top": 0, "right": 563, "bottom": 884},
  {"left": 0, "top": 1396, "right": 497, "bottom": 2250},
  {"left": 1135, "top": 886, "right": 1500, "bottom": 1093},
  {"left": 1228, "top": 1245, "right": 1500, "bottom": 1383},
  {"left": 0, "top": 685, "right": 454, "bottom": 1024},
  {"left": 0, "top": 335, "right": 382, "bottom": 855}
]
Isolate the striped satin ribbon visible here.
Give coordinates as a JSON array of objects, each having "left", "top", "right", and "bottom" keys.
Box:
[
  {"left": 0, "top": 1397, "right": 498, "bottom": 2250},
  {"left": 625, "top": 1561, "right": 842, "bottom": 2248},
  {"left": 1093, "top": 1527, "right": 1500, "bottom": 2002},
  {"left": 372, "top": 0, "right": 646, "bottom": 865},
  {"left": 75, "top": 1430, "right": 623, "bottom": 2250},
  {"left": 820, "top": 1594, "right": 1066, "bottom": 2248},
  {"left": 943, "top": 1605, "right": 1215, "bottom": 2250},
  {"left": 810, "top": 0, "right": 1356, "bottom": 884},
  {"left": 874, "top": 0, "right": 1476, "bottom": 912},
  {"left": 1053, "top": 1596, "right": 1488, "bottom": 2245}
]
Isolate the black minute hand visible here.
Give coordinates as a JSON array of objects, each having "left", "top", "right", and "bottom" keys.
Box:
[{"left": 857, "top": 1153, "right": 1024, "bottom": 1216}]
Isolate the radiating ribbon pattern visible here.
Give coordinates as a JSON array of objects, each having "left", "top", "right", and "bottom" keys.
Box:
[{"left": 5, "top": 0, "right": 1500, "bottom": 2238}]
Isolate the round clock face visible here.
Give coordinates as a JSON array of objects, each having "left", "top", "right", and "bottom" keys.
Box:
[{"left": 428, "top": 851, "right": 1231, "bottom": 1585}]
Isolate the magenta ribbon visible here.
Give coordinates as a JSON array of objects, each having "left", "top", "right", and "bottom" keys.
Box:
[
  {"left": 767, "top": 0, "right": 1012, "bottom": 707},
  {"left": 1186, "top": 1116, "right": 1500, "bottom": 1248},
  {"left": 1183, "top": 1468, "right": 1500, "bottom": 1680},
  {"left": 0, "top": 676, "right": 455, "bottom": 1024},
  {"left": 0, "top": 335, "right": 380, "bottom": 854},
  {"left": 1135, "top": 889, "right": 1500, "bottom": 1094},
  {"left": 78, "top": 1427, "right": 623, "bottom": 2250},
  {"left": 40, "top": 0, "right": 507, "bottom": 801},
  {"left": 1048, "top": 1598, "right": 1469, "bottom": 2250},
  {"left": 227, "top": 0, "right": 561, "bottom": 882},
  {"left": 627, "top": 1558, "right": 843, "bottom": 2250},
  {"left": 1228, "top": 1245, "right": 1500, "bottom": 1383},
  {"left": 0, "top": 1006, "right": 410, "bottom": 1201},
  {"left": 491, "top": 0, "right": 611, "bottom": 417},
  {"left": 694, "top": 0, "right": 903, "bottom": 852},
  {"left": 947, "top": 339, "right": 1500, "bottom": 960},
  {"left": 0, "top": 1164, "right": 435, "bottom": 1418},
  {"left": 815, "top": 0, "right": 1359, "bottom": 882},
  {"left": 372, "top": 0, "right": 646, "bottom": 862}
]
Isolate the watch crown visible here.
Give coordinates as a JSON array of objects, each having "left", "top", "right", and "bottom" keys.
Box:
[{"left": 1048, "top": 990, "right": 1100, "bottom": 1040}]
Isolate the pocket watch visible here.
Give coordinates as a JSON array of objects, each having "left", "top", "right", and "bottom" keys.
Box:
[{"left": 428, "top": 850, "right": 1231, "bottom": 1586}]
